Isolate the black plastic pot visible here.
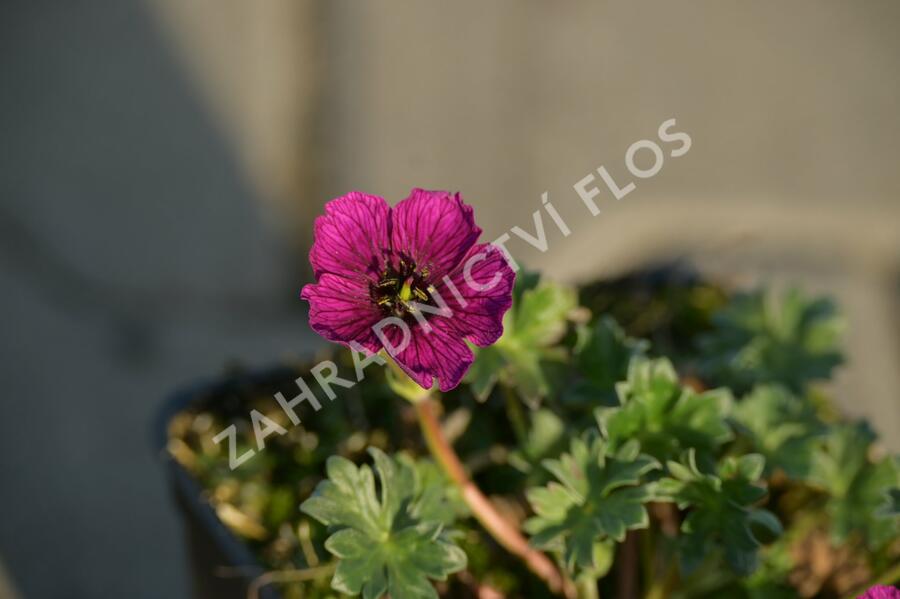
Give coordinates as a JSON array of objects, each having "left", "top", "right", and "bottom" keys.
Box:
[{"left": 155, "top": 368, "right": 298, "bottom": 599}]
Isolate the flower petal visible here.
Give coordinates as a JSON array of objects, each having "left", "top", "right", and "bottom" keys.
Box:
[
  {"left": 310, "top": 192, "right": 391, "bottom": 281},
  {"left": 859, "top": 586, "right": 900, "bottom": 599},
  {"left": 301, "top": 274, "right": 383, "bottom": 353},
  {"left": 437, "top": 243, "right": 515, "bottom": 347},
  {"left": 390, "top": 189, "right": 481, "bottom": 279},
  {"left": 383, "top": 317, "right": 474, "bottom": 392}
]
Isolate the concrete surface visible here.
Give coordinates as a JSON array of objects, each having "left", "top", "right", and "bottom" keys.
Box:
[{"left": 0, "top": 1, "right": 316, "bottom": 597}]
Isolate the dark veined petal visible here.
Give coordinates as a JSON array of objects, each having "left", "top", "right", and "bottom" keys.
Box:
[
  {"left": 379, "top": 316, "right": 474, "bottom": 392},
  {"left": 858, "top": 586, "right": 900, "bottom": 599},
  {"left": 437, "top": 243, "right": 516, "bottom": 347},
  {"left": 390, "top": 189, "right": 481, "bottom": 280},
  {"left": 309, "top": 191, "right": 391, "bottom": 281},
  {"left": 301, "top": 274, "right": 383, "bottom": 353},
  {"left": 302, "top": 188, "right": 515, "bottom": 393}
]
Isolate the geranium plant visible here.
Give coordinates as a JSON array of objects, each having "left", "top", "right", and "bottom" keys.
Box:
[{"left": 168, "top": 190, "right": 900, "bottom": 599}]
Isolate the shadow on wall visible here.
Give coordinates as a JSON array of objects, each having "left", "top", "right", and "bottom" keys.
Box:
[{"left": 0, "top": 1, "right": 313, "bottom": 598}]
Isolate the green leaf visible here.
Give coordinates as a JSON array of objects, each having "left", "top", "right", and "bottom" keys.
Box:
[
  {"left": 808, "top": 422, "right": 900, "bottom": 548},
  {"left": 731, "top": 384, "right": 825, "bottom": 479},
  {"left": 509, "top": 408, "right": 567, "bottom": 473},
  {"left": 500, "top": 342, "right": 554, "bottom": 404},
  {"left": 564, "top": 317, "right": 649, "bottom": 407},
  {"left": 402, "top": 454, "right": 468, "bottom": 525},
  {"left": 467, "top": 272, "right": 577, "bottom": 404},
  {"left": 511, "top": 268, "right": 541, "bottom": 306},
  {"left": 596, "top": 357, "right": 733, "bottom": 465},
  {"left": 511, "top": 280, "right": 578, "bottom": 346},
  {"left": 465, "top": 345, "right": 505, "bottom": 402},
  {"left": 300, "top": 448, "right": 466, "bottom": 598},
  {"left": 524, "top": 435, "right": 659, "bottom": 572},
  {"left": 808, "top": 422, "right": 873, "bottom": 496},
  {"left": 656, "top": 450, "right": 781, "bottom": 576},
  {"left": 881, "top": 487, "right": 900, "bottom": 518},
  {"left": 698, "top": 288, "right": 843, "bottom": 393}
]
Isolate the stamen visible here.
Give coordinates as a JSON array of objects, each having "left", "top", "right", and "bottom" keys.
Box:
[
  {"left": 370, "top": 259, "right": 435, "bottom": 318},
  {"left": 398, "top": 278, "right": 414, "bottom": 302}
]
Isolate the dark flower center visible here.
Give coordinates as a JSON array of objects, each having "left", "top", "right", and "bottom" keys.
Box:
[{"left": 370, "top": 256, "right": 434, "bottom": 318}]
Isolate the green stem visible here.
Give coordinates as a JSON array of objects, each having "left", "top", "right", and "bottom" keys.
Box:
[
  {"left": 503, "top": 385, "right": 528, "bottom": 444},
  {"left": 414, "top": 397, "right": 576, "bottom": 598},
  {"left": 576, "top": 573, "right": 600, "bottom": 599},
  {"left": 248, "top": 563, "right": 336, "bottom": 599},
  {"left": 644, "top": 560, "right": 678, "bottom": 599}
]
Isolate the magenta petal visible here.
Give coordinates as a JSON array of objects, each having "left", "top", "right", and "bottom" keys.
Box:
[
  {"left": 302, "top": 187, "right": 515, "bottom": 394},
  {"left": 858, "top": 586, "right": 900, "bottom": 599},
  {"left": 438, "top": 243, "right": 515, "bottom": 347},
  {"left": 383, "top": 318, "right": 474, "bottom": 392},
  {"left": 309, "top": 192, "right": 390, "bottom": 281},
  {"left": 300, "top": 274, "right": 383, "bottom": 353},
  {"left": 390, "top": 189, "right": 482, "bottom": 279}
]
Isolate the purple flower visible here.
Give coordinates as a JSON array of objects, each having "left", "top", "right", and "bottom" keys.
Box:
[
  {"left": 301, "top": 189, "right": 515, "bottom": 392},
  {"left": 858, "top": 586, "right": 900, "bottom": 599}
]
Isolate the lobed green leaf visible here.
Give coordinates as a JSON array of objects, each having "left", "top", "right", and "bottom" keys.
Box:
[
  {"left": 732, "top": 384, "right": 825, "bottom": 479},
  {"left": 656, "top": 450, "right": 781, "bottom": 576},
  {"left": 467, "top": 272, "right": 577, "bottom": 404},
  {"left": 808, "top": 422, "right": 900, "bottom": 548},
  {"left": 525, "top": 435, "right": 659, "bottom": 573},
  {"left": 596, "top": 357, "right": 733, "bottom": 466},
  {"left": 300, "top": 448, "right": 466, "bottom": 598},
  {"left": 697, "top": 288, "right": 843, "bottom": 393}
]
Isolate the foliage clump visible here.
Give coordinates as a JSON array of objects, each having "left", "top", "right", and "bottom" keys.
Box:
[{"left": 169, "top": 270, "right": 899, "bottom": 598}]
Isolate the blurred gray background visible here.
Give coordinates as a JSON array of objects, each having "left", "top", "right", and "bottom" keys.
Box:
[{"left": 1, "top": 1, "right": 898, "bottom": 597}]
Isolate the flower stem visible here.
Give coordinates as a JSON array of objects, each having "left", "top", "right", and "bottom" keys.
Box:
[
  {"left": 502, "top": 385, "right": 528, "bottom": 444},
  {"left": 576, "top": 573, "right": 600, "bottom": 599},
  {"left": 414, "top": 398, "right": 576, "bottom": 598},
  {"left": 248, "top": 563, "right": 336, "bottom": 599}
]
